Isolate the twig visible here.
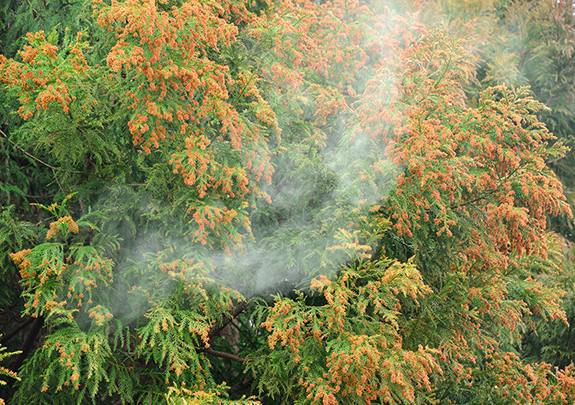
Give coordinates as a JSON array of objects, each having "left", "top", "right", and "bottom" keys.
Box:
[
  {"left": 231, "top": 318, "right": 257, "bottom": 349},
  {"left": 212, "top": 362, "right": 230, "bottom": 383},
  {"left": 0, "top": 128, "right": 80, "bottom": 174},
  {"left": 24, "top": 194, "right": 54, "bottom": 199},
  {"left": 51, "top": 167, "right": 64, "bottom": 192}
]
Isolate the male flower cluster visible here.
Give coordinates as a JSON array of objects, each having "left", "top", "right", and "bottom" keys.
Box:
[{"left": 46, "top": 216, "right": 79, "bottom": 240}]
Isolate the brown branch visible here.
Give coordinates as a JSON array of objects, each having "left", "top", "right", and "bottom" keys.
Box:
[
  {"left": 24, "top": 194, "right": 54, "bottom": 199},
  {"left": 207, "top": 301, "right": 247, "bottom": 342},
  {"left": 547, "top": 145, "right": 575, "bottom": 165},
  {"left": 9, "top": 316, "right": 44, "bottom": 387},
  {"left": 194, "top": 302, "right": 248, "bottom": 365},
  {"left": 0, "top": 128, "right": 80, "bottom": 174},
  {"left": 197, "top": 347, "right": 245, "bottom": 363},
  {"left": 1, "top": 317, "right": 34, "bottom": 346}
]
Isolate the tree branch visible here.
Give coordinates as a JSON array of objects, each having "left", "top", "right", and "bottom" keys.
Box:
[
  {"left": 9, "top": 316, "right": 44, "bottom": 387},
  {"left": 0, "top": 317, "right": 34, "bottom": 346},
  {"left": 194, "top": 302, "right": 248, "bottom": 364},
  {"left": 197, "top": 347, "right": 245, "bottom": 363},
  {"left": 207, "top": 302, "right": 247, "bottom": 342},
  {"left": 0, "top": 128, "right": 80, "bottom": 174}
]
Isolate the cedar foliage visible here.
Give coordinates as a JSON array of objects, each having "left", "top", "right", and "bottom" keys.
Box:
[
  {"left": 1, "top": 0, "right": 575, "bottom": 404},
  {"left": 0, "top": 339, "right": 20, "bottom": 405}
]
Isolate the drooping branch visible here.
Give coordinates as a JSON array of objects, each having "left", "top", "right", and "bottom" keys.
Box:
[{"left": 547, "top": 145, "right": 575, "bottom": 165}]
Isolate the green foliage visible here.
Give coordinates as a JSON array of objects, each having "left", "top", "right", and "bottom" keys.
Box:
[
  {"left": 521, "top": 237, "right": 575, "bottom": 368},
  {"left": 0, "top": 338, "right": 21, "bottom": 389},
  {"left": 165, "top": 384, "right": 259, "bottom": 405},
  {"left": 248, "top": 238, "right": 437, "bottom": 404},
  {"left": 0, "top": 205, "right": 38, "bottom": 308},
  {"left": 2, "top": 0, "right": 575, "bottom": 404}
]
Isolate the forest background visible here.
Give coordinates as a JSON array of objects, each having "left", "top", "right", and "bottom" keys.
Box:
[{"left": 2, "top": 0, "right": 575, "bottom": 404}]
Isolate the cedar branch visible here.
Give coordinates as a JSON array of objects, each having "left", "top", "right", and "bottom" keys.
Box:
[
  {"left": 197, "top": 347, "right": 245, "bottom": 363},
  {"left": 207, "top": 301, "right": 247, "bottom": 341},
  {"left": 547, "top": 145, "right": 575, "bottom": 165}
]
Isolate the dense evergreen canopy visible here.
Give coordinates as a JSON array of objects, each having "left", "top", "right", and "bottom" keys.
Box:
[{"left": 1, "top": 0, "right": 575, "bottom": 404}]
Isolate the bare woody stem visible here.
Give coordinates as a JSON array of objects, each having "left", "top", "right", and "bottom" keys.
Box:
[
  {"left": 195, "top": 302, "right": 248, "bottom": 364},
  {"left": 207, "top": 301, "right": 247, "bottom": 341},
  {"left": 0, "top": 128, "right": 80, "bottom": 174},
  {"left": 197, "top": 347, "right": 245, "bottom": 363}
]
